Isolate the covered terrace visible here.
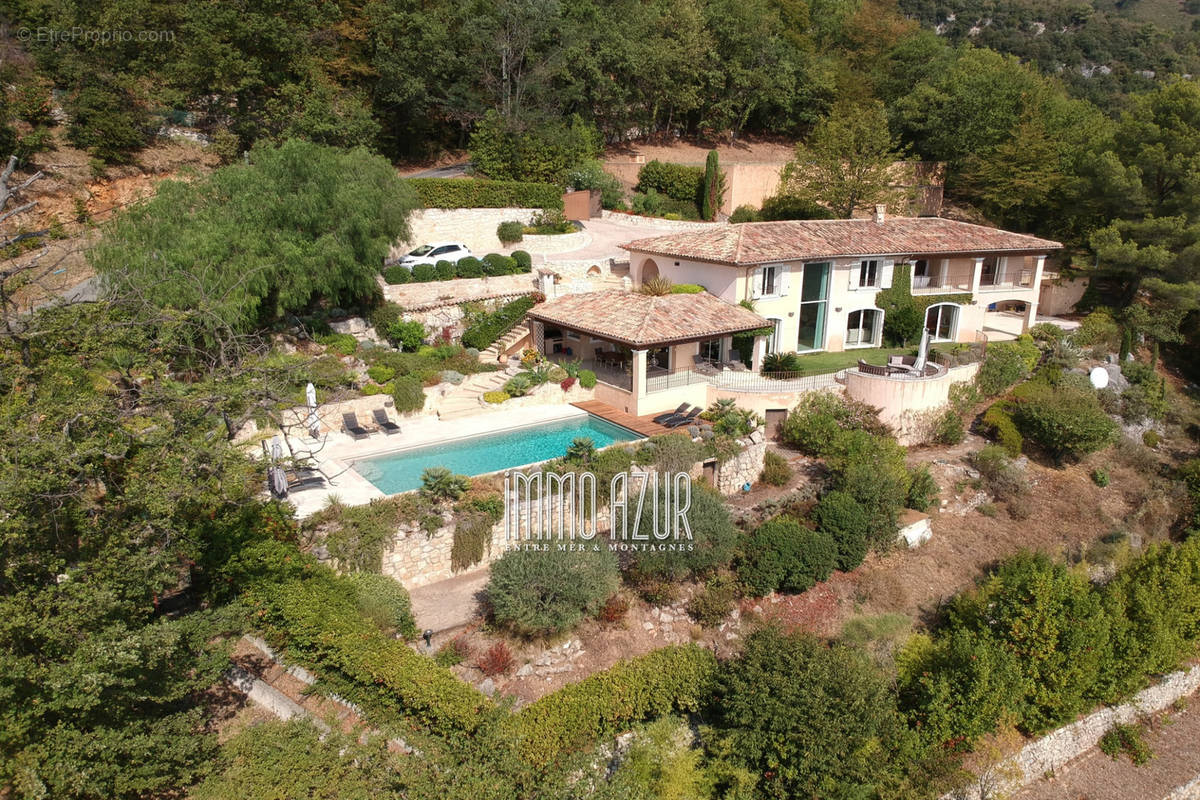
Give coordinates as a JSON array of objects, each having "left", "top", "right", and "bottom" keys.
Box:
[{"left": 525, "top": 290, "right": 772, "bottom": 416}]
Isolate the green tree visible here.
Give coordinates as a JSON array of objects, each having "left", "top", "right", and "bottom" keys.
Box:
[
  {"left": 701, "top": 149, "right": 721, "bottom": 221},
  {"left": 1114, "top": 81, "right": 1200, "bottom": 218},
  {"left": 89, "top": 140, "right": 417, "bottom": 343},
  {"left": 779, "top": 100, "right": 905, "bottom": 218}
]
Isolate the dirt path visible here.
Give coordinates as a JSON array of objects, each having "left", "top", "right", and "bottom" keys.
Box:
[
  {"left": 408, "top": 568, "right": 490, "bottom": 635},
  {"left": 1016, "top": 697, "right": 1200, "bottom": 800}
]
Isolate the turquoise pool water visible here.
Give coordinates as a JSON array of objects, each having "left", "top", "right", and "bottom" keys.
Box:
[{"left": 354, "top": 415, "right": 641, "bottom": 494}]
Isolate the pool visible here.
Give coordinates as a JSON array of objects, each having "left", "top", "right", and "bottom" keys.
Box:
[{"left": 354, "top": 415, "right": 642, "bottom": 494}]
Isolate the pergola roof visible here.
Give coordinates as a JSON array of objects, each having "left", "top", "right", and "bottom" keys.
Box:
[
  {"left": 527, "top": 291, "right": 770, "bottom": 347},
  {"left": 622, "top": 217, "right": 1063, "bottom": 266}
]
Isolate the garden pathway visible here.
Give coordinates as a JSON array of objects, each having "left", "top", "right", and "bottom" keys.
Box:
[{"left": 408, "top": 567, "right": 491, "bottom": 637}]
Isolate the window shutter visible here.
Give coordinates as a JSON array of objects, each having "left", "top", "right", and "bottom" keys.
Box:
[
  {"left": 880, "top": 261, "right": 894, "bottom": 289},
  {"left": 848, "top": 264, "right": 858, "bottom": 291},
  {"left": 778, "top": 265, "right": 790, "bottom": 296},
  {"left": 751, "top": 267, "right": 762, "bottom": 299}
]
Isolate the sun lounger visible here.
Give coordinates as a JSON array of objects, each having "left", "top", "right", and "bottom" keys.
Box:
[
  {"left": 724, "top": 350, "right": 749, "bottom": 372},
  {"left": 372, "top": 408, "right": 401, "bottom": 435},
  {"left": 342, "top": 412, "right": 373, "bottom": 440},
  {"left": 652, "top": 403, "right": 690, "bottom": 424},
  {"left": 663, "top": 408, "right": 701, "bottom": 428}
]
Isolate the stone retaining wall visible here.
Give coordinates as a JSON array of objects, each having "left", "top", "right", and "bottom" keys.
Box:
[
  {"left": 392, "top": 208, "right": 542, "bottom": 256},
  {"left": 599, "top": 210, "right": 723, "bottom": 230},
  {"left": 715, "top": 435, "right": 767, "bottom": 494},
  {"left": 945, "top": 664, "right": 1200, "bottom": 800}
]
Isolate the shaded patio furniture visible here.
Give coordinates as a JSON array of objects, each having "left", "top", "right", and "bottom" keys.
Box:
[
  {"left": 663, "top": 408, "right": 701, "bottom": 428},
  {"left": 692, "top": 354, "right": 721, "bottom": 375},
  {"left": 342, "top": 412, "right": 373, "bottom": 440},
  {"left": 724, "top": 350, "right": 749, "bottom": 372},
  {"left": 653, "top": 403, "right": 690, "bottom": 424},
  {"left": 288, "top": 470, "right": 326, "bottom": 492},
  {"left": 372, "top": 408, "right": 402, "bottom": 435}
]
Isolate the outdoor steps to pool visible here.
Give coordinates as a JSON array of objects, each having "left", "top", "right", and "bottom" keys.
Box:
[
  {"left": 480, "top": 323, "right": 530, "bottom": 364},
  {"left": 437, "top": 371, "right": 510, "bottom": 420}
]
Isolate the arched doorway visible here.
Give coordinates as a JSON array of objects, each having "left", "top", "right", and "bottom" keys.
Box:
[
  {"left": 924, "top": 302, "right": 960, "bottom": 342},
  {"left": 641, "top": 258, "right": 660, "bottom": 282}
]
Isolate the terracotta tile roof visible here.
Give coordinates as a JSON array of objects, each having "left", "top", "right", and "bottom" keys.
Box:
[
  {"left": 622, "top": 217, "right": 1062, "bottom": 265},
  {"left": 526, "top": 291, "right": 770, "bottom": 347}
]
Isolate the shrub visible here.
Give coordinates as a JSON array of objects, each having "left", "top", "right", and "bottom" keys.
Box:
[
  {"left": 578, "top": 369, "right": 597, "bottom": 389},
  {"left": 566, "top": 159, "right": 625, "bottom": 208},
  {"left": 383, "top": 264, "right": 412, "bottom": 284},
  {"left": 1092, "top": 467, "right": 1111, "bottom": 487},
  {"left": 505, "top": 645, "right": 717, "bottom": 768},
  {"left": 1099, "top": 723, "right": 1153, "bottom": 765},
  {"left": 630, "top": 484, "right": 738, "bottom": 581},
  {"left": 1010, "top": 380, "right": 1119, "bottom": 462},
  {"left": 435, "top": 635, "right": 472, "bottom": 667},
  {"left": 947, "top": 552, "right": 1112, "bottom": 732},
  {"left": 715, "top": 628, "right": 909, "bottom": 799},
  {"left": 386, "top": 319, "right": 427, "bottom": 351},
  {"left": 635, "top": 160, "right": 704, "bottom": 204},
  {"left": 906, "top": 464, "right": 939, "bottom": 511},
  {"left": 391, "top": 374, "right": 426, "bottom": 413},
  {"left": 1143, "top": 430, "right": 1161, "bottom": 449},
  {"left": 461, "top": 295, "right": 536, "bottom": 350},
  {"left": 932, "top": 407, "right": 965, "bottom": 445},
  {"left": 420, "top": 467, "right": 471, "bottom": 502},
  {"left": 455, "top": 256, "right": 485, "bottom": 278},
  {"left": 504, "top": 374, "right": 533, "bottom": 397},
  {"left": 346, "top": 572, "right": 419, "bottom": 639},
  {"left": 565, "top": 436, "right": 596, "bottom": 464},
  {"left": 597, "top": 594, "right": 629, "bottom": 624},
  {"left": 981, "top": 404, "right": 1023, "bottom": 456},
  {"left": 729, "top": 204, "right": 759, "bottom": 223},
  {"left": 631, "top": 188, "right": 700, "bottom": 219},
  {"left": 1074, "top": 308, "right": 1121, "bottom": 351},
  {"left": 483, "top": 390, "right": 510, "bottom": 404},
  {"left": 825, "top": 430, "right": 911, "bottom": 548},
  {"left": 975, "top": 343, "right": 1027, "bottom": 396},
  {"left": 560, "top": 376, "right": 576, "bottom": 391},
  {"left": 739, "top": 517, "right": 837, "bottom": 596},
  {"left": 407, "top": 177, "right": 563, "bottom": 210},
  {"left": 411, "top": 263, "right": 437, "bottom": 282},
  {"left": 758, "top": 193, "right": 837, "bottom": 220},
  {"left": 482, "top": 253, "right": 518, "bottom": 276},
  {"left": 813, "top": 490, "right": 871, "bottom": 571},
  {"left": 478, "top": 642, "right": 515, "bottom": 676},
  {"left": 497, "top": 220, "right": 525, "bottom": 244},
  {"left": 760, "top": 450, "right": 793, "bottom": 486},
  {"left": 317, "top": 332, "right": 358, "bottom": 356},
  {"left": 687, "top": 574, "right": 738, "bottom": 627},
  {"left": 1029, "top": 322, "right": 1065, "bottom": 343},
  {"left": 511, "top": 250, "right": 533, "bottom": 272},
  {"left": 434, "top": 259, "right": 456, "bottom": 281},
  {"left": 971, "top": 444, "right": 1029, "bottom": 505},
  {"left": 487, "top": 547, "right": 620, "bottom": 637},
  {"left": 779, "top": 391, "right": 889, "bottom": 456},
  {"left": 367, "top": 302, "right": 404, "bottom": 333}
]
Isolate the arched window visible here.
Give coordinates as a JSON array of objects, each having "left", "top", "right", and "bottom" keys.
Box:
[
  {"left": 846, "top": 308, "right": 883, "bottom": 348},
  {"left": 924, "top": 303, "right": 960, "bottom": 342}
]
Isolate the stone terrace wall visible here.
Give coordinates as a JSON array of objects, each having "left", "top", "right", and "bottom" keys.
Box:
[
  {"left": 391, "top": 208, "right": 542, "bottom": 257},
  {"left": 715, "top": 434, "right": 767, "bottom": 494}
]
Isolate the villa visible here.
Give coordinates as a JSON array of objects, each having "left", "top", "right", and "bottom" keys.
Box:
[{"left": 524, "top": 208, "right": 1062, "bottom": 424}]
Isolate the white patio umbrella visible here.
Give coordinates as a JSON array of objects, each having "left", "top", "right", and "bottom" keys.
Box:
[{"left": 305, "top": 382, "right": 319, "bottom": 439}]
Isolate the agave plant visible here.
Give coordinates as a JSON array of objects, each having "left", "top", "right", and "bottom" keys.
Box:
[
  {"left": 639, "top": 276, "right": 674, "bottom": 296},
  {"left": 504, "top": 374, "right": 533, "bottom": 397},
  {"left": 526, "top": 364, "right": 553, "bottom": 385}
]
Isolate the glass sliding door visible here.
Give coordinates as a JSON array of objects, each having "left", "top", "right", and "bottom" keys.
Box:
[
  {"left": 797, "top": 262, "right": 829, "bottom": 351},
  {"left": 846, "top": 309, "right": 881, "bottom": 347}
]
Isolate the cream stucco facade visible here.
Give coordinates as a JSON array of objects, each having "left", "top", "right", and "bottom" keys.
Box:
[{"left": 630, "top": 250, "right": 1047, "bottom": 354}]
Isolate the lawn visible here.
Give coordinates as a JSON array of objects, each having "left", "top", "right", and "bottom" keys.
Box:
[{"left": 791, "top": 346, "right": 913, "bottom": 374}]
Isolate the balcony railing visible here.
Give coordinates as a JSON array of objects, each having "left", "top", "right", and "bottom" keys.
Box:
[
  {"left": 547, "top": 356, "right": 633, "bottom": 391},
  {"left": 977, "top": 269, "right": 1035, "bottom": 292},
  {"left": 645, "top": 367, "right": 842, "bottom": 395},
  {"left": 911, "top": 271, "right": 973, "bottom": 294}
]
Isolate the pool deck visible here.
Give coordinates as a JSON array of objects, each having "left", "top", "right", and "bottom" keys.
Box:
[
  {"left": 570, "top": 400, "right": 672, "bottom": 437},
  {"left": 281, "top": 403, "right": 597, "bottom": 518}
]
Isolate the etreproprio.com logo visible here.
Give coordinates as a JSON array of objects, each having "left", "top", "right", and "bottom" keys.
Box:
[{"left": 502, "top": 470, "right": 695, "bottom": 553}]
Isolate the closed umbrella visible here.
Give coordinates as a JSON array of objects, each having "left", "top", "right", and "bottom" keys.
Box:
[
  {"left": 270, "top": 437, "right": 283, "bottom": 464},
  {"left": 913, "top": 327, "right": 931, "bottom": 373}
]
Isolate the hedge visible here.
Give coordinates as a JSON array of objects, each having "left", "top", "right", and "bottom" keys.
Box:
[
  {"left": 392, "top": 374, "right": 426, "bottom": 413},
  {"left": 249, "top": 576, "right": 492, "bottom": 733},
  {"left": 981, "top": 403, "right": 1023, "bottom": 456},
  {"left": 461, "top": 295, "right": 537, "bottom": 350},
  {"left": 504, "top": 644, "right": 718, "bottom": 768},
  {"left": 635, "top": 160, "right": 704, "bottom": 204},
  {"left": 407, "top": 178, "right": 563, "bottom": 210}
]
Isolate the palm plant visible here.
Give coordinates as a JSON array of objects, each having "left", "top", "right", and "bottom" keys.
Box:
[
  {"left": 420, "top": 467, "right": 471, "bottom": 502},
  {"left": 565, "top": 436, "right": 596, "bottom": 465},
  {"left": 762, "top": 352, "right": 800, "bottom": 374}
]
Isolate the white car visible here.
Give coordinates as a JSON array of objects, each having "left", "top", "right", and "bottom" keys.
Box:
[{"left": 394, "top": 241, "right": 472, "bottom": 269}]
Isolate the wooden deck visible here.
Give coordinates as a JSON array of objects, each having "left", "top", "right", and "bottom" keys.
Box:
[{"left": 571, "top": 400, "right": 672, "bottom": 437}]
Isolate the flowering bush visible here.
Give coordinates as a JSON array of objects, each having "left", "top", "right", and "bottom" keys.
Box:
[{"left": 560, "top": 376, "right": 576, "bottom": 391}]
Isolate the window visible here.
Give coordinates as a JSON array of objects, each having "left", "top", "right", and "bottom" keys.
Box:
[
  {"left": 700, "top": 339, "right": 722, "bottom": 362},
  {"left": 647, "top": 347, "right": 670, "bottom": 371},
  {"left": 858, "top": 260, "right": 879, "bottom": 288},
  {"left": 760, "top": 265, "right": 778, "bottom": 296},
  {"left": 797, "top": 262, "right": 830, "bottom": 351},
  {"left": 846, "top": 309, "right": 882, "bottom": 347},
  {"left": 565, "top": 330, "right": 581, "bottom": 341},
  {"left": 980, "top": 257, "right": 999, "bottom": 286},
  {"left": 925, "top": 303, "right": 959, "bottom": 342},
  {"left": 913, "top": 259, "right": 929, "bottom": 277},
  {"left": 430, "top": 245, "right": 454, "bottom": 256}
]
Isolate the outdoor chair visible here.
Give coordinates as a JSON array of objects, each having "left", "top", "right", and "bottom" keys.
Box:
[
  {"left": 692, "top": 354, "right": 720, "bottom": 376},
  {"left": 288, "top": 470, "right": 326, "bottom": 492},
  {"left": 663, "top": 408, "right": 701, "bottom": 428},
  {"left": 652, "top": 403, "right": 690, "bottom": 424},
  {"left": 342, "top": 412, "right": 373, "bottom": 440},
  {"left": 372, "top": 408, "right": 402, "bottom": 435},
  {"left": 724, "top": 350, "right": 749, "bottom": 372}
]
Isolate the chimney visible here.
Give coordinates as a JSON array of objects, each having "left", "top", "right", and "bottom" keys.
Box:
[{"left": 874, "top": 204, "right": 887, "bottom": 223}]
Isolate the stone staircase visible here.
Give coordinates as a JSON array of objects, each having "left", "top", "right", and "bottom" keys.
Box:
[
  {"left": 437, "top": 369, "right": 511, "bottom": 420},
  {"left": 480, "top": 322, "right": 530, "bottom": 364}
]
